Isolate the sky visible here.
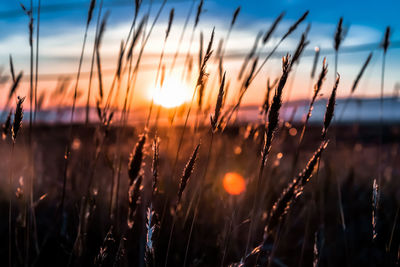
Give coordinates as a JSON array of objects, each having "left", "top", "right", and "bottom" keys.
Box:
[{"left": 0, "top": 0, "right": 399, "bottom": 111}]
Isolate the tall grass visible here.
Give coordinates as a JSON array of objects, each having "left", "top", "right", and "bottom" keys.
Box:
[
  {"left": 146, "top": 7, "right": 175, "bottom": 129},
  {"left": 9, "top": 96, "right": 25, "bottom": 267},
  {"left": 3, "top": 4, "right": 399, "bottom": 267},
  {"left": 85, "top": 0, "right": 104, "bottom": 125},
  {"left": 165, "top": 143, "right": 200, "bottom": 267},
  {"left": 59, "top": 0, "right": 97, "bottom": 227}
]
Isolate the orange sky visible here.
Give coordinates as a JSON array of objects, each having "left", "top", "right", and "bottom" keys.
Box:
[{"left": 0, "top": 1, "right": 399, "bottom": 116}]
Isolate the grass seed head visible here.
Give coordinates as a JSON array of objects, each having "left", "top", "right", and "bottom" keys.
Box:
[
  {"left": 128, "top": 134, "right": 146, "bottom": 184},
  {"left": 211, "top": 72, "right": 226, "bottom": 132},
  {"left": 381, "top": 26, "right": 391, "bottom": 53},
  {"left": 263, "top": 12, "right": 285, "bottom": 45},
  {"left": 194, "top": 0, "right": 204, "bottom": 28},
  {"left": 334, "top": 17, "right": 344, "bottom": 51},
  {"left": 231, "top": 6, "right": 241, "bottom": 27},
  {"left": 127, "top": 175, "right": 142, "bottom": 229},
  {"left": 87, "top": 0, "right": 96, "bottom": 26},
  {"left": 322, "top": 74, "right": 340, "bottom": 139},
  {"left": 152, "top": 137, "right": 160, "bottom": 196},
  {"left": 282, "top": 11, "right": 309, "bottom": 41},
  {"left": 12, "top": 96, "right": 25, "bottom": 143},
  {"left": 166, "top": 8, "right": 175, "bottom": 39},
  {"left": 177, "top": 144, "right": 200, "bottom": 205},
  {"left": 351, "top": 52, "right": 372, "bottom": 94}
]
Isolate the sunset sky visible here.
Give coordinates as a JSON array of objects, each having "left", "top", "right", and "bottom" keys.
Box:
[{"left": 0, "top": 0, "right": 399, "bottom": 111}]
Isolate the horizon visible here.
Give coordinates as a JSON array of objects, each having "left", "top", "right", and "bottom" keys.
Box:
[{"left": 0, "top": 0, "right": 399, "bottom": 114}]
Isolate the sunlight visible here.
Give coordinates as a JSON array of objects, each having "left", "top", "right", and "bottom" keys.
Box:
[{"left": 150, "top": 78, "right": 192, "bottom": 108}]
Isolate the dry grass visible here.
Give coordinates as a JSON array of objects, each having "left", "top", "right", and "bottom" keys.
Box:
[{"left": 1, "top": 3, "right": 399, "bottom": 267}]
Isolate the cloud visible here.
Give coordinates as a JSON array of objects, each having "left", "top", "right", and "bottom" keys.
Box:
[{"left": 0, "top": 4, "right": 397, "bottom": 108}]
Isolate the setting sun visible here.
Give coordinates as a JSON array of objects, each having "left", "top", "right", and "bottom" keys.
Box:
[
  {"left": 223, "top": 172, "right": 246, "bottom": 195},
  {"left": 151, "top": 78, "right": 192, "bottom": 108}
]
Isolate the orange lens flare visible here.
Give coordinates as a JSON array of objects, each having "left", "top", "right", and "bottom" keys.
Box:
[{"left": 223, "top": 172, "right": 246, "bottom": 195}]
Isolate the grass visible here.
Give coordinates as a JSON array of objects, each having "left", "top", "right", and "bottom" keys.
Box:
[{"left": 0, "top": 2, "right": 399, "bottom": 267}]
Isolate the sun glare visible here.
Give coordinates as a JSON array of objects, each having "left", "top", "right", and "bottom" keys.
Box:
[{"left": 151, "top": 78, "right": 191, "bottom": 108}]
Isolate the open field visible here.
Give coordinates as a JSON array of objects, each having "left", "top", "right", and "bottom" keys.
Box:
[
  {"left": 1, "top": 0, "right": 400, "bottom": 266},
  {"left": 0, "top": 123, "right": 399, "bottom": 266}
]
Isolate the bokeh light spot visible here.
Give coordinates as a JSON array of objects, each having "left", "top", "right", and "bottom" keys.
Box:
[
  {"left": 223, "top": 172, "right": 246, "bottom": 195},
  {"left": 72, "top": 138, "right": 81, "bottom": 150},
  {"left": 234, "top": 146, "right": 242, "bottom": 155}
]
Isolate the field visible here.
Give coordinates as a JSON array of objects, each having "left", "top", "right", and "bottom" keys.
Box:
[
  {"left": 1, "top": 1, "right": 399, "bottom": 267},
  {"left": 1, "top": 123, "right": 399, "bottom": 267}
]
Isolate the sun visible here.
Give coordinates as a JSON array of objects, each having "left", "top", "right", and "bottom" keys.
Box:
[{"left": 150, "top": 78, "right": 192, "bottom": 108}]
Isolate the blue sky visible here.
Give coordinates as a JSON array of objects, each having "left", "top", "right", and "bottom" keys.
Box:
[
  {"left": 0, "top": 0, "right": 399, "bottom": 108},
  {"left": 1, "top": 0, "right": 397, "bottom": 32}
]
